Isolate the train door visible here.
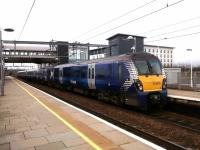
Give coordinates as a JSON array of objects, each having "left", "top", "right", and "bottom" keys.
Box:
[
  {"left": 59, "top": 67, "right": 63, "bottom": 85},
  {"left": 88, "top": 63, "right": 96, "bottom": 89},
  {"left": 50, "top": 68, "right": 54, "bottom": 82}
]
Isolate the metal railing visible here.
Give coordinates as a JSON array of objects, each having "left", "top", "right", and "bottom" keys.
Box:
[{"left": 166, "top": 70, "right": 200, "bottom": 91}]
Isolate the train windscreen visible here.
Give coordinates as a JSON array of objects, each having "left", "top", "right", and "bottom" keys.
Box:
[{"left": 134, "top": 59, "right": 162, "bottom": 75}]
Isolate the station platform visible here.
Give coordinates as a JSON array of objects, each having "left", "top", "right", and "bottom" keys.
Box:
[
  {"left": 0, "top": 77, "right": 163, "bottom": 150},
  {"left": 168, "top": 89, "right": 200, "bottom": 105}
]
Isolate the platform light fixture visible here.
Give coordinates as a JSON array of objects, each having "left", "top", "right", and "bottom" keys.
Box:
[{"left": 186, "top": 49, "right": 193, "bottom": 88}]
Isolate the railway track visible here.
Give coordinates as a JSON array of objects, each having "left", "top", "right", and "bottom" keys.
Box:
[
  {"left": 167, "top": 100, "right": 200, "bottom": 119},
  {"left": 20, "top": 80, "right": 199, "bottom": 149},
  {"left": 150, "top": 111, "right": 200, "bottom": 134}
]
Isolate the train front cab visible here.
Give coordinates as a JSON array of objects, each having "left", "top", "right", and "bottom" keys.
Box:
[
  {"left": 129, "top": 56, "right": 168, "bottom": 110},
  {"left": 136, "top": 75, "right": 167, "bottom": 110}
]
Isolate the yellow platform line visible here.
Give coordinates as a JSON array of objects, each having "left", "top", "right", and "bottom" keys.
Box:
[{"left": 14, "top": 80, "right": 102, "bottom": 150}]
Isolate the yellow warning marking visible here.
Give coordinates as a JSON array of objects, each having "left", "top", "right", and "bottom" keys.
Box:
[{"left": 14, "top": 80, "right": 102, "bottom": 150}]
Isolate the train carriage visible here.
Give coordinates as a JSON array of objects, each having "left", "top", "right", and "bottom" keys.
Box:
[{"left": 17, "top": 52, "right": 167, "bottom": 110}]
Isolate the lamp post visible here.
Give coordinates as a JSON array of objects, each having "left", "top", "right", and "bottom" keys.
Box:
[
  {"left": 131, "top": 37, "right": 136, "bottom": 53},
  {"left": 125, "top": 36, "right": 136, "bottom": 53},
  {"left": 0, "top": 28, "right": 14, "bottom": 96},
  {"left": 186, "top": 49, "right": 193, "bottom": 88}
]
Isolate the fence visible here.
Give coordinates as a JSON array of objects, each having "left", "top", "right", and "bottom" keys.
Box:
[{"left": 165, "top": 68, "right": 200, "bottom": 91}]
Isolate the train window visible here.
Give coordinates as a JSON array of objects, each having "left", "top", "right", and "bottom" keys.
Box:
[
  {"left": 96, "top": 74, "right": 105, "bottom": 79},
  {"left": 92, "top": 68, "right": 94, "bottom": 79},
  {"left": 63, "top": 68, "right": 70, "bottom": 77},
  {"left": 135, "top": 58, "right": 163, "bottom": 75},
  {"left": 96, "top": 64, "right": 112, "bottom": 79},
  {"left": 72, "top": 67, "right": 80, "bottom": 78},
  {"left": 96, "top": 65, "right": 105, "bottom": 79},
  {"left": 134, "top": 60, "right": 150, "bottom": 75},
  {"left": 54, "top": 69, "right": 59, "bottom": 77},
  {"left": 148, "top": 59, "right": 162, "bottom": 75},
  {"left": 80, "top": 67, "right": 87, "bottom": 78}
]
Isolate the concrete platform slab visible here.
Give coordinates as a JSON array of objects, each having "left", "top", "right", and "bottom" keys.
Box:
[
  {"left": 168, "top": 89, "right": 200, "bottom": 102},
  {"left": 0, "top": 77, "right": 164, "bottom": 150}
]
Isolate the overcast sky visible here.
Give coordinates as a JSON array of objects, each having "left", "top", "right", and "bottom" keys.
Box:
[{"left": 1, "top": 0, "right": 200, "bottom": 64}]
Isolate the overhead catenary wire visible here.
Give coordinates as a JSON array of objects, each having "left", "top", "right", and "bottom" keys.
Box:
[
  {"left": 81, "top": 0, "right": 184, "bottom": 42},
  {"left": 147, "top": 24, "right": 200, "bottom": 39},
  {"left": 72, "top": 0, "right": 157, "bottom": 41},
  {"left": 18, "top": 0, "right": 36, "bottom": 40},
  {"left": 145, "top": 31, "right": 200, "bottom": 43},
  {"left": 137, "top": 15, "right": 200, "bottom": 35}
]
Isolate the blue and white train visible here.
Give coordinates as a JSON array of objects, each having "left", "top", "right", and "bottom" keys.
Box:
[{"left": 17, "top": 52, "right": 168, "bottom": 110}]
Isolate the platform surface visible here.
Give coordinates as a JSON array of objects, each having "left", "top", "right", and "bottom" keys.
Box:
[
  {"left": 168, "top": 89, "right": 200, "bottom": 102},
  {"left": 0, "top": 77, "right": 162, "bottom": 150}
]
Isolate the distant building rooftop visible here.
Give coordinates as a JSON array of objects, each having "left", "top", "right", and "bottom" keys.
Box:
[
  {"left": 144, "top": 44, "right": 174, "bottom": 49},
  {"left": 106, "top": 33, "right": 145, "bottom": 40},
  {"left": 4, "top": 44, "right": 54, "bottom": 51}
]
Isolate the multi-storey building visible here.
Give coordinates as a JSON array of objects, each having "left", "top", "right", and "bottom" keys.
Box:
[
  {"left": 89, "top": 34, "right": 174, "bottom": 68},
  {"left": 144, "top": 45, "right": 174, "bottom": 67},
  {"left": 89, "top": 44, "right": 174, "bottom": 68}
]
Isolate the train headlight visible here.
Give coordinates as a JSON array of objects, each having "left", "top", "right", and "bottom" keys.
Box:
[
  {"left": 139, "top": 85, "right": 143, "bottom": 91},
  {"left": 162, "top": 78, "right": 167, "bottom": 90},
  {"left": 135, "top": 80, "right": 143, "bottom": 92}
]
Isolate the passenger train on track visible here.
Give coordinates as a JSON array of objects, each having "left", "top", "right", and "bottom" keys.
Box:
[{"left": 17, "top": 52, "right": 168, "bottom": 110}]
